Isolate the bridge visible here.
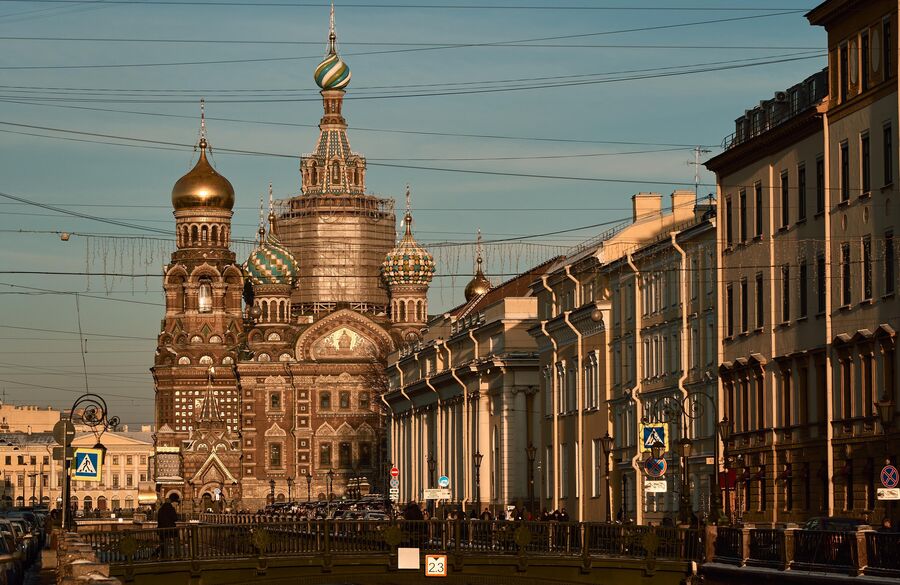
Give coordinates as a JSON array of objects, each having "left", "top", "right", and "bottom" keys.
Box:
[
  {"left": 74, "top": 517, "right": 900, "bottom": 585},
  {"left": 78, "top": 517, "right": 703, "bottom": 585}
]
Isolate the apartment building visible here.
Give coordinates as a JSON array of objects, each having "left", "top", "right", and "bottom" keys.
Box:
[{"left": 705, "top": 0, "right": 899, "bottom": 525}]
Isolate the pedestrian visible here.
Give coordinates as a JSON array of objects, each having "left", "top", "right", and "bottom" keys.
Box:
[
  {"left": 879, "top": 517, "right": 894, "bottom": 533},
  {"left": 157, "top": 493, "right": 180, "bottom": 559}
]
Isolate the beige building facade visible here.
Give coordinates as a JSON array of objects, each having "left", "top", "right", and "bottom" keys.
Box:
[{"left": 705, "top": 0, "right": 900, "bottom": 525}]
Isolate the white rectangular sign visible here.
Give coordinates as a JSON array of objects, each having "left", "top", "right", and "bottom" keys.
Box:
[
  {"left": 877, "top": 487, "right": 900, "bottom": 500},
  {"left": 645, "top": 480, "right": 668, "bottom": 493},
  {"left": 423, "top": 488, "right": 451, "bottom": 500},
  {"left": 398, "top": 548, "right": 420, "bottom": 570}
]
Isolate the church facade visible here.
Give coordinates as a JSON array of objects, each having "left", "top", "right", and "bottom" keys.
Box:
[{"left": 151, "top": 9, "right": 434, "bottom": 510}]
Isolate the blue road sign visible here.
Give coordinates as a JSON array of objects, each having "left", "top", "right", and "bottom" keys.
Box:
[
  {"left": 438, "top": 475, "right": 450, "bottom": 488},
  {"left": 639, "top": 424, "right": 668, "bottom": 453},
  {"left": 72, "top": 448, "right": 102, "bottom": 481},
  {"left": 644, "top": 457, "right": 668, "bottom": 478},
  {"left": 881, "top": 465, "right": 899, "bottom": 488}
]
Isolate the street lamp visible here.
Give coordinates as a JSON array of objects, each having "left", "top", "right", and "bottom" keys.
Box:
[
  {"left": 269, "top": 478, "right": 275, "bottom": 504},
  {"left": 650, "top": 440, "right": 665, "bottom": 461},
  {"left": 287, "top": 477, "right": 294, "bottom": 503},
  {"left": 525, "top": 444, "right": 537, "bottom": 516},
  {"left": 678, "top": 436, "right": 693, "bottom": 524},
  {"left": 717, "top": 417, "right": 734, "bottom": 524},
  {"left": 599, "top": 432, "right": 614, "bottom": 523},
  {"left": 426, "top": 455, "right": 436, "bottom": 514},
  {"left": 304, "top": 469, "right": 312, "bottom": 502},
  {"left": 326, "top": 469, "right": 334, "bottom": 501},
  {"left": 875, "top": 395, "right": 895, "bottom": 431},
  {"left": 473, "top": 451, "right": 483, "bottom": 516}
]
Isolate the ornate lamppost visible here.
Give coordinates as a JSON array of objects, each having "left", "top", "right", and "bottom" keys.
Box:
[
  {"left": 599, "top": 432, "right": 614, "bottom": 523},
  {"left": 326, "top": 469, "right": 334, "bottom": 501},
  {"left": 426, "top": 454, "right": 436, "bottom": 514},
  {"left": 62, "top": 393, "right": 119, "bottom": 530},
  {"left": 287, "top": 477, "right": 294, "bottom": 503},
  {"left": 304, "top": 469, "right": 312, "bottom": 502},
  {"left": 678, "top": 436, "right": 693, "bottom": 524},
  {"left": 473, "top": 451, "right": 483, "bottom": 516},
  {"left": 525, "top": 443, "right": 537, "bottom": 516},
  {"left": 717, "top": 417, "right": 733, "bottom": 524}
]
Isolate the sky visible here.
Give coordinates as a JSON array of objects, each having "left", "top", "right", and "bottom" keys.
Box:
[{"left": 0, "top": 0, "right": 826, "bottom": 426}]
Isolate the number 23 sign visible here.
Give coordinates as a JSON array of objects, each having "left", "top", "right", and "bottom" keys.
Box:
[{"left": 425, "top": 554, "right": 448, "bottom": 577}]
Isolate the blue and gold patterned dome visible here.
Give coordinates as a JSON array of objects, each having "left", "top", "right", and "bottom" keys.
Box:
[
  {"left": 244, "top": 226, "right": 299, "bottom": 287},
  {"left": 382, "top": 203, "right": 434, "bottom": 288}
]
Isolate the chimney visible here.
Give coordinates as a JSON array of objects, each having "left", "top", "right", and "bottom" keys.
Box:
[
  {"left": 670, "top": 190, "right": 696, "bottom": 220},
  {"left": 632, "top": 192, "right": 663, "bottom": 223}
]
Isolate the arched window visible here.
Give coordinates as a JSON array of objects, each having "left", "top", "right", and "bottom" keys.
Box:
[
  {"left": 198, "top": 278, "right": 213, "bottom": 313},
  {"left": 332, "top": 161, "right": 340, "bottom": 182},
  {"left": 211, "top": 225, "right": 219, "bottom": 245},
  {"left": 201, "top": 224, "right": 208, "bottom": 243},
  {"left": 399, "top": 300, "right": 406, "bottom": 323},
  {"left": 278, "top": 301, "right": 285, "bottom": 322},
  {"left": 191, "top": 225, "right": 199, "bottom": 245},
  {"left": 83, "top": 495, "right": 93, "bottom": 512},
  {"left": 320, "top": 391, "right": 331, "bottom": 410},
  {"left": 261, "top": 300, "right": 269, "bottom": 322},
  {"left": 310, "top": 162, "right": 318, "bottom": 184}
]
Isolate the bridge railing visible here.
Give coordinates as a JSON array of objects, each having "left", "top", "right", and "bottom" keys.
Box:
[
  {"left": 83, "top": 519, "right": 705, "bottom": 566},
  {"left": 866, "top": 531, "right": 900, "bottom": 577}
]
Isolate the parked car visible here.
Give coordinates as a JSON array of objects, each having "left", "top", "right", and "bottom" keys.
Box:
[
  {"left": 802, "top": 517, "right": 868, "bottom": 531},
  {"left": 0, "top": 531, "right": 22, "bottom": 585}
]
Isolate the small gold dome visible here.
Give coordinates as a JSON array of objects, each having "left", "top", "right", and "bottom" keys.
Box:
[
  {"left": 464, "top": 262, "right": 491, "bottom": 301},
  {"left": 172, "top": 139, "right": 235, "bottom": 211}
]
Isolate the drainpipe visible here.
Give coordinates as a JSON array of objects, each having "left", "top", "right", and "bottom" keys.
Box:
[
  {"left": 626, "top": 253, "right": 645, "bottom": 525},
  {"left": 563, "top": 265, "right": 586, "bottom": 521},
  {"left": 765, "top": 160, "right": 781, "bottom": 520},
  {"left": 424, "top": 365, "right": 443, "bottom": 487},
  {"left": 671, "top": 232, "right": 691, "bottom": 513},
  {"left": 822, "top": 109, "right": 834, "bottom": 516},
  {"left": 540, "top": 274, "right": 560, "bottom": 512},
  {"left": 447, "top": 339, "right": 469, "bottom": 507}
]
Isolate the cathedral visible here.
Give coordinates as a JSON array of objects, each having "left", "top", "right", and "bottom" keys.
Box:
[{"left": 151, "top": 8, "right": 436, "bottom": 510}]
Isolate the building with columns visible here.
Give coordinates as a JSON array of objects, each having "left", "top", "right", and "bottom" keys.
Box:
[
  {"left": 704, "top": 0, "right": 900, "bottom": 525},
  {"left": 152, "top": 7, "right": 433, "bottom": 510},
  {"left": 384, "top": 258, "right": 556, "bottom": 515}
]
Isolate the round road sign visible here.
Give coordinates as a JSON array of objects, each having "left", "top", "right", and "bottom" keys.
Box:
[
  {"left": 881, "top": 465, "right": 899, "bottom": 488},
  {"left": 390, "top": 478, "right": 399, "bottom": 488},
  {"left": 644, "top": 457, "right": 668, "bottom": 478},
  {"left": 438, "top": 475, "right": 449, "bottom": 488},
  {"left": 390, "top": 466, "right": 400, "bottom": 478}
]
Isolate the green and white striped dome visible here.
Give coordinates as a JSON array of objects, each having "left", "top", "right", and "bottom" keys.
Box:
[{"left": 244, "top": 229, "right": 298, "bottom": 287}]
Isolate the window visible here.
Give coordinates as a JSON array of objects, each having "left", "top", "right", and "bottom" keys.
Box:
[
  {"left": 841, "top": 243, "right": 852, "bottom": 305},
  {"left": 359, "top": 392, "right": 370, "bottom": 411},
  {"left": 885, "top": 124, "right": 893, "bottom": 185},
  {"left": 840, "top": 43, "right": 849, "bottom": 102},
  {"left": 270, "top": 392, "right": 281, "bottom": 410},
  {"left": 269, "top": 443, "right": 282, "bottom": 467},
  {"left": 198, "top": 279, "right": 213, "bottom": 314},
  {"left": 755, "top": 273, "right": 764, "bottom": 329},
  {"left": 339, "top": 442, "right": 352, "bottom": 468},
  {"left": 739, "top": 189, "right": 747, "bottom": 242},
  {"left": 112, "top": 456, "right": 119, "bottom": 466},
  {"left": 863, "top": 236, "right": 873, "bottom": 300},
  {"left": 862, "top": 31, "right": 870, "bottom": 91},
  {"left": 755, "top": 182, "right": 764, "bottom": 236},
  {"left": 359, "top": 443, "right": 372, "bottom": 467},
  {"left": 782, "top": 368, "right": 793, "bottom": 426},
  {"left": 817, "top": 253, "right": 826, "bottom": 313},
  {"left": 798, "top": 164, "right": 807, "bottom": 221},
  {"left": 319, "top": 443, "right": 332, "bottom": 466},
  {"left": 17, "top": 456, "right": 23, "bottom": 465},
  {"left": 112, "top": 475, "right": 119, "bottom": 488},
  {"left": 781, "top": 265, "right": 791, "bottom": 322},
  {"left": 591, "top": 438, "right": 602, "bottom": 498},
  {"left": 885, "top": 18, "right": 892, "bottom": 81},
  {"left": 2, "top": 457, "right": 7, "bottom": 466},
  {"left": 319, "top": 391, "right": 331, "bottom": 410},
  {"left": 126, "top": 474, "right": 133, "bottom": 487},
  {"left": 862, "top": 133, "right": 871, "bottom": 194},
  {"left": 726, "top": 284, "right": 734, "bottom": 337},
  {"left": 725, "top": 196, "right": 733, "bottom": 247},
  {"left": 740, "top": 278, "right": 748, "bottom": 333},
  {"left": 840, "top": 141, "right": 850, "bottom": 202},
  {"left": 781, "top": 171, "right": 790, "bottom": 227},
  {"left": 816, "top": 157, "right": 825, "bottom": 213},
  {"left": 126, "top": 456, "right": 132, "bottom": 466},
  {"left": 799, "top": 261, "right": 808, "bottom": 318},
  {"left": 886, "top": 231, "right": 895, "bottom": 294},
  {"left": 339, "top": 391, "right": 350, "bottom": 409}
]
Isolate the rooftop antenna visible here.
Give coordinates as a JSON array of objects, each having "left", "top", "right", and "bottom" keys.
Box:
[{"left": 689, "top": 145, "right": 712, "bottom": 200}]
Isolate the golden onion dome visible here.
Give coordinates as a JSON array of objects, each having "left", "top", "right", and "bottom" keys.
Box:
[
  {"left": 464, "top": 259, "right": 492, "bottom": 301},
  {"left": 171, "top": 138, "right": 235, "bottom": 211}
]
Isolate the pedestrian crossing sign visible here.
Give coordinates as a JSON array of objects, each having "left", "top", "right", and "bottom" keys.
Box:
[
  {"left": 72, "top": 448, "right": 102, "bottom": 481},
  {"left": 639, "top": 424, "right": 668, "bottom": 453}
]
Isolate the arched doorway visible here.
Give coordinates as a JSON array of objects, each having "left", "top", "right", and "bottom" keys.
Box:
[
  {"left": 124, "top": 496, "right": 133, "bottom": 509},
  {"left": 97, "top": 496, "right": 107, "bottom": 511},
  {"left": 83, "top": 496, "right": 93, "bottom": 512},
  {"left": 276, "top": 493, "right": 285, "bottom": 503},
  {"left": 200, "top": 493, "right": 213, "bottom": 512}
]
